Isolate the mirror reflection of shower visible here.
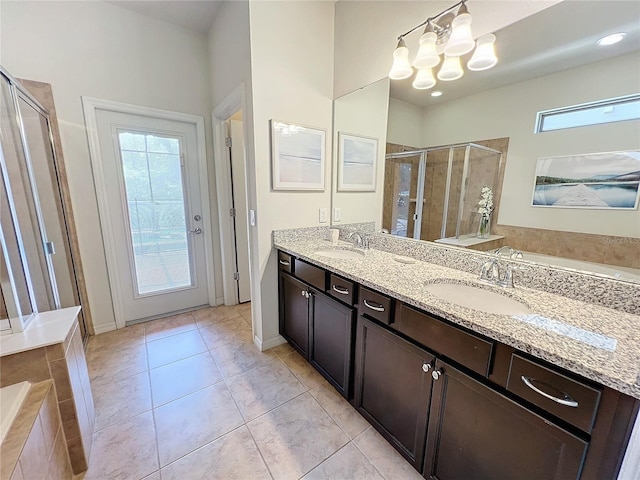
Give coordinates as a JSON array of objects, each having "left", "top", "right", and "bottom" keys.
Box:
[{"left": 383, "top": 141, "right": 504, "bottom": 244}]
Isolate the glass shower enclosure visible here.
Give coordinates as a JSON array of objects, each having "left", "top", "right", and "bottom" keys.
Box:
[
  {"left": 0, "top": 67, "right": 87, "bottom": 337},
  {"left": 383, "top": 143, "right": 503, "bottom": 242}
]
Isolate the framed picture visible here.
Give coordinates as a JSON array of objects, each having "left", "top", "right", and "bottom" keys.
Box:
[
  {"left": 531, "top": 150, "right": 640, "bottom": 209},
  {"left": 271, "top": 120, "right": 325, "bottom": 191},
  {"left": 338, "top": 133, "right": 378, "bottom": 192}
]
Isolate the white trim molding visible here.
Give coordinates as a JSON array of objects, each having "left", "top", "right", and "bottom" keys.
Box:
[{"left": 81, "top": 97, "right": 216, "bottom": 328}]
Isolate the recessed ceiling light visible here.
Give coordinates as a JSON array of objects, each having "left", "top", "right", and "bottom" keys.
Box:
[
  {"left": 431, "top": 91, "right": 443, "bottom": 97},
  {"left": 597, "top": 33, "right": 626, "bottom": 46}
]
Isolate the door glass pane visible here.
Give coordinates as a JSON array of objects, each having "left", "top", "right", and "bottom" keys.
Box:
[{"left": 118, "top": 131, "right": 192, "bottom": 295}]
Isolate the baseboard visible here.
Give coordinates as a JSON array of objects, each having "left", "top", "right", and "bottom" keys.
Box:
[
  {"left": 215, "top": 297, "right": 225, "bottom": 306},
  {"left": 260, "top": 335, "right": 287, "bottom": 351},
  {"left": 93, "top": 321, "right": 117, "bottom": 335}
]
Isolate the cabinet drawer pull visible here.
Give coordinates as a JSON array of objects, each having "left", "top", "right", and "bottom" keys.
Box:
[
  {"left": 363, "top": 299, "right": 385, "bottom": 312},
  {"left": 332, "top": 285, "right": 350, "bottom": 295},
  {"left": 279, "top": 259, "right": 291, "bottom": 266},
  {"left": 521, "top": 376, "right": 579, "bottom": 408}
]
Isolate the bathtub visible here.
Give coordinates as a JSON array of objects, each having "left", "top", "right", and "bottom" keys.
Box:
[
  {"left": 520, "top": 251, "right": 640, "bottom": 282},
  {"left": 0, "top": 381, "right": 31, "bottom": 444}
]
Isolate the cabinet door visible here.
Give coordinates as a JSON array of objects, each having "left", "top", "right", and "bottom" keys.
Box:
[
  {"left": 354, "top": 316, "right": 434, "bottom": 471},
  {"left": 279, "top": 272, "right": 309, "bottom": 358},
  {"left": 309, "top": 290, "right": 355, "bottom": 399},
  {"left": 424, "top": 360, "right": 588, "bottom": 480}
]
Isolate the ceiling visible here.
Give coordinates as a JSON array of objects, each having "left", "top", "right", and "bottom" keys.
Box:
[
  {"left": 104, "top": 0, "right": 224, "bottom": 34},
  {"left": 390, "top": 0, "right": 640, "bottom": 107}
]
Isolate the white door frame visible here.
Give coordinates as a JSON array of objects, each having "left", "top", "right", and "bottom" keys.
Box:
[
  {"left": 212, "top": 85, "right": 252, "bottom": 306},
  {"left": 82, "top": 97, "right": 216, "bottom": 328}
]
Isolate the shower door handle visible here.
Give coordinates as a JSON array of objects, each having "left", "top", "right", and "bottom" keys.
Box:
[{"left": 189, "top": 228, "right": 203, "bottom": 234}]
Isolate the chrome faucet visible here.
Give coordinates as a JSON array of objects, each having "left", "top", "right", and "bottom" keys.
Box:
[
  {"left": 346, "top": 231, "right": 369, "bottom": 249},
  {"left": 480, "top": 246, "right": 523, "bottom": 287}
]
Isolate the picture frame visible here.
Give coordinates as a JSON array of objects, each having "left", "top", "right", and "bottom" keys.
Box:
[
  {"left": 337, "top": 132, "right": 378, "bottom": 192},
  {"left": 531, "top": 150, "right": 640, "bottom": 210},
  {"left": 271, "top": 120, "right": 326, "bottom": 191}
]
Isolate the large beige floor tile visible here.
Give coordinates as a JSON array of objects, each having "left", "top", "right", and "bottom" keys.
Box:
[
  {"left": 160, "top": 426, "right": 271, "bottom": 480},
  {"left": 86, "top": 343, "right": 148, "bottom": 384},
  {"left": 144, "top": 312, "right": 197, "bottom": 342},
  {"left": 193, "top": 305, "right": 242, "bottom": 327},
  {"left": 353, "top": 427, "right": 423, "bottom": 480},
  {"left": 154, "top": 383, "right": 245, "bottom": 466},
  {"left": 210, "top": 341, "right": 278, "bottom": 378},
  {"left": 269, "top": 342, "right": 295, "bottom": 358},
  {"left": 198, "top": 317, "right": 252, "bottom": 350},
  {"left": 149, "top": 352, "right": 222, "bottom": 406},
  {"left": 248, "top": 392, "right": 348, "bottom": 480},
  {"left": 227, "top": 360, "right": 306, "bottom": 421},
  {"left": 146, "top": 329, "right": 206, "bottom": 368},
  {"left": 309, "top": 384, "right": 370, "bottom": 439},
  {"left": 280, "top": 351, "right": 331, "bottom": 390},
  {"left": 84, "top": 411, "right": 158, "bottom": 480},
  {"left": 87, "top": 323, "right": 145, "bottom": 356},
  {"left": 303, "top": 443, "right": 385, "bottom": 480},
  {"left": 93, "top": 371, "right": 151, "bottom": 431}
]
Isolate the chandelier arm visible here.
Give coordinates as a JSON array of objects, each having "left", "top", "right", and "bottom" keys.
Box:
[{"left": 396, "top": 0, "right": 466, "bottom": 41}]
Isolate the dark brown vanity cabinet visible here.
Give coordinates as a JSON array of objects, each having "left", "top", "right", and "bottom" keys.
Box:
[
  {"left": 279, "top": 271, "right": 310, "bottom": 358},
  {"left": 278, "top": 255, "right": 356, "bottom": 397},
  {"left": 309, "top": 290, "right": 355, "bottom": 398},
  {"left": 354, "top": 316, "right": 435, "bottom": 471},
  {"left": 424, "top": 359, "right": 588, "bottom": 480}
]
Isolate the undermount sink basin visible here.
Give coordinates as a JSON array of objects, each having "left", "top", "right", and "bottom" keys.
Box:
[
  {"left": 424, "top": 283, "right": 532, "bottom": 315},
  {"left": 314, "top": 248, "right": 365, "bottom": 260}
]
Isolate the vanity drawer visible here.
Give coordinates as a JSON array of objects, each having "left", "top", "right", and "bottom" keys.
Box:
[
  {"left": 328, "top": 274, "right": 356, "bottom": 306},
  {"left": 506, "top": 354, "right": 601, "bottom": 433},
  {"left": 278, "top": 251, "right": 293, "bottom": 273},
  {"left": 294, "top": 258, "right": 326, "bottom": 290},
  {"left": 358, "top": 286, "right": 392, "bottom": 325},
  {"left": 392, "top": 303, "right": 494, "bottom": 377}
]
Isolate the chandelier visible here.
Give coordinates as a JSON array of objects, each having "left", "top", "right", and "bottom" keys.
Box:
[{"left": 388, "top": 0, "right": 498, "bottom": 90}]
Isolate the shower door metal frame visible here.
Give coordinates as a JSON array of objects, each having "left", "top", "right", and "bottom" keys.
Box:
[{"left": 386, "top": 142, "right": 503, "bottom": 241}]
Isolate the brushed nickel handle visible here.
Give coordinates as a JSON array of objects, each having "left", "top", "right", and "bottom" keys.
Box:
[
  {"left": 279, "top": 259, "right": 290, "bottom": 266},
  {"left": 521, "top": 376, "right": 579, "bottom": 408},
  {"left": 422, "top": 362, "right": 432, "bottom": 373},
  {"left": 363, "top": 300, "right": 384, "bottom": 312},
  {"left": 188, "top": 227, "right": 202, "bottom": 234},
  {"left": 300, "top": 290, "right": 310, "bottom": 299},
  {"left": 432, "top": 369, "right": 443, "bottom": 380},
  {"left": 332, "top": 285, "right": 349, "bottom": 295}
]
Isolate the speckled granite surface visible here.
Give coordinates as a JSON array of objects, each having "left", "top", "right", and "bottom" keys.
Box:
[{"left": 274, "top": 235, "right": 640, "bottom": 400}]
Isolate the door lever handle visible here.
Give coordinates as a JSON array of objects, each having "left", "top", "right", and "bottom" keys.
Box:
[{"left": 189, "top": 228, "right": 203, "bottom": 234}]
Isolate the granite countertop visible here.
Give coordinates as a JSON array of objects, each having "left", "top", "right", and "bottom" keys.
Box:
[{"left": 275, "top": 238, "right": 640, "bottom": 400}]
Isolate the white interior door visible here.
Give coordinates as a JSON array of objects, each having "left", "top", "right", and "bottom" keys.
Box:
[
  {"left": 94, "top": 109, "right": 209, "bottom": 323},
  {"left": 229, "top": 119, "right": 251, "bottom": 303}
]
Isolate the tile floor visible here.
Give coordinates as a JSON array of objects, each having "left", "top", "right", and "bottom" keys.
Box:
[{"left": 78, "top": 303, "right": 422, "bottom": 480}]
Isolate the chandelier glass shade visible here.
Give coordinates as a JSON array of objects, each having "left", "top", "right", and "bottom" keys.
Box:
[{"left": 388, "top": 0, "right": 498, "bottom": 90}]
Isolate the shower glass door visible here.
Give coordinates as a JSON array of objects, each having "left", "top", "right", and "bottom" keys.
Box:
[{"left": 383, "top": 152, "right": 424, "bottom": 238}]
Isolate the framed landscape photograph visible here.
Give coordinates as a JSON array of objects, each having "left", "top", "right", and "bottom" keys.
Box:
[
  {"left": 532, "top": 151, "right": 640, "bottom": 210},
  {"left": 271, "top": 120, "right": 325, "bottom": 191},
  {"left": 338, "top": 133, "right": 378, "bottom": 192}
]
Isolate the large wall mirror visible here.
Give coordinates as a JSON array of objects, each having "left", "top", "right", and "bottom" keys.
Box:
[{"left": 331, "top": 0, "right": 640, "bottom": 284}]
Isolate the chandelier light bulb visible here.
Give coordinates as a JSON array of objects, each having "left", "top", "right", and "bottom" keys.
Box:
[
  {"left": 444, "top": 3, "right": 475, "bottom": 57},
  {"left": 413, "top": 27, "right": 440, "bottom": 69},
  {"left": 468, "top": 34, "right": 498, "bottom": 71},
  {"left": 437, "top": 55, "right": 464, "bottom": 81},
  {"left": 388, "top": 38, "right": 413, "bottom": 80},
  {"left": 413, "top": 68, "right": 436, "bottom": 90}
]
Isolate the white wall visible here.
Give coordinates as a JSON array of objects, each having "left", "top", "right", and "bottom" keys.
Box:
[
  {"left": 420, "top": 52, "right": 640, "bottom": 238},
  {"left": 333, "top": 0, "right": 560, "bottom": 98},
  {"left": 249, "top": 0, "right": 334, "bottom": 348},
  {"left": 387, "top": 97, "right": 422, "bottom": 148},
  {"left": 332, "top": 78, "right": 390, "bottom": 227},
  {"left": 0, "top": 1, "right": 218, "bottom": 333}
]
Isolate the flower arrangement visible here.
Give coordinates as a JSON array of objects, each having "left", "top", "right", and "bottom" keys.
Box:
[{"left": 477, "top": 186, "right": 494, "bottom": 238}]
